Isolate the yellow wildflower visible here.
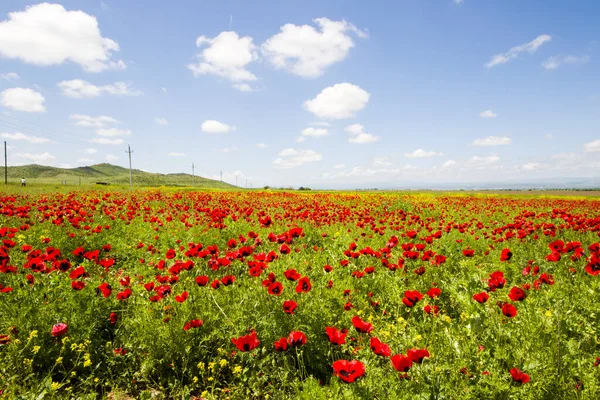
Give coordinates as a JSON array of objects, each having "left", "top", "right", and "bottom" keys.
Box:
[
  {"left": 28, "top": 330, "right": 38, "bottom": 340},
  {"left": 32, "top": 346, "right": 41, "bottom": 354},
  {"left": 56, "top": 357, "right": 63, "bottom": 364},
  {"left": 219, "top": 359, "right": 228, "bottom": 368},
  {"left": 197, "top": 361, "right": 205, "bottom": 370}
]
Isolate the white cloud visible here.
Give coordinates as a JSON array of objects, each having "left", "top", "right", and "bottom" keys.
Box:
[
  {"left": 373, "top": 156, "right": 392, "bottom": 167},
  {"left": 486, "top": 34, "right": 552, "bottom": 68},
  {"left": 584, "top": 140, "right": 600, "bottom": 153},
  {"left": 70, "top": 114, "right": 121, "bottom": 127},
  {"left": 168, "top": 152, "right": 185, "bottom": 157},
  {"left": 479, "top": 109, "right": 497, "bottom": 118},
  {"left": 454, "top": 0, "right": 464, "bottom": 4},
  {"left": 161, "top": 87, "right": 168, "bottom": 93},
  {"left": 90, "top": 137, "right": 124, "bottom": 145},
  {"left": 442, "top": 160, "right": 457, "bottom": 168},
  {"left": 301, "top": 127, "right": 329, "bottom": 137},
  {"left": 18, "top": 152, "right": 55, "bottom": 162},
  {"left": 84, "top": 148, "right": 98, "bottom": 154},
  {"left": 0, "top": 132, "right": 50, "bottom": 144},
  {"left": 188, "top": 31, "right": 258, "bottom": 90},
  {"left": 334, "top": 163, "right": 346, "bottom": 169},
  {"left": 0, "top": 72, "right": 19, "bottom": 80},
  {"left": 221, "top": 146, "right": 238, "bottom": 153},
  {"left": 521, "top": 162, "right": 549, "bottom": 171},
  {"left": 76, "top": 157, "right": 94, "bottom": 164},
  {"left": 201, "top": 120, "right": 235, "bottom": 134},
  {"left": 256, "top": 143, "right": 267, "bottom": 148},
  {"left": 295, "top": 136, "right": 306, "bottom": 143},
  {"left": 104, "top": 154, "right": 119, "bottom": 162},
  {"left": 404, "top": 149, "right": 443, "bottom": 158},
  {"left": 542, "top": 55, "right": 590, "bottom": 70},
  {"left": 96, "top": 128, "right": 131, "bottom": 137},
  {"left": 232, "top": 83, "right": 253, "bottom": 92},
  {"left": 0, "top": 3, "right": 125, "bottom": 72},
  {"left": 272, "top": 148, "right": 323, "bottom": 169},
  {"left": 304, "top": 83, "right": 370, "bottom": 119},
  {"left": 344, "top": 124, "right": 379, "bottom": 144},
  {"left": 0, "top": 87, "right": 45, "bottom": 112},
  {"left": 57, "top": 79, "right": 143, "bottom": 99},
  {"left": 472, "top": 136, "right": 512, "bottom": 146},
  {"left": 155, "top": 118, "right": 168, "bottom": 125},
  {"left": 262, "top": 17, "right": 367, "bottom": 78},
  {"left": 311, "top": 121, "right": 330, "bottom": 127},
  {"left": 468, "top": 155, "right": 500, "bottom": 167}
]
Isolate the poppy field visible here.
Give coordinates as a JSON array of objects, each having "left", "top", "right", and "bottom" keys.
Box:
[{"left": 1, "top": 189, "right": 600, "bottom": 399}]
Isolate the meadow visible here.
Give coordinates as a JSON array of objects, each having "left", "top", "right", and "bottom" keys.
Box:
[{"left": 1, "top": 187, "right": 599, "bottom": 399}]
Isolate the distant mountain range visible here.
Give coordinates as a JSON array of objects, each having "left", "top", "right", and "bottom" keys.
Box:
[{"left": 5, "top": 163, "right": 236, "bottom": 188}]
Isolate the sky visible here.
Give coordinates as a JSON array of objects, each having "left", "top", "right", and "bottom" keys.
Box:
[{"left": 0, "top": 0, "right": 599, "bottom": 189}]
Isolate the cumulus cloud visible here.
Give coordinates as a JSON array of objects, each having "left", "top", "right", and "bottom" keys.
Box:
[
  {"left": 70, "top": 114, "right": 121, "bottom": 127},
  {"left": 201, "top": 120, "right": 235, "bottom": 134},
  {"left": 168, "top": 152, "right": 185, "bottom": 157},
  {"left": 334, "top": 163, "right": 346, "bottom": 169},
  {"left": 57, "top": 79, "right": 143, "bottom": 99},
  {"left": 542, "top": 55, "right": 590, "bottom": 70},
  {"left": 584, "top": 140, "right": 600, "bottom": 153},
  {"left": 188, "top": 31, "right": 258, "bottom": 90},
  {"left": 0, "top": 72, "right": 19, "bottom": 80},
  {"left": 300, "top": 127, "right": 329, "bottom": 137},
  {"left": 472, "top": 136, "right": 512, "bottom": 146},
  {"left": 486, "top": 34, "right": 551, "bottom": 68},
  {"left": 442, "top": 160, "right": 457, "bottom": 168},
  {"left": 232, "top": 83, "right": 253, "bottom": 92},
  {"left": 404, "top": 149, "right": 443, "bottom": 158},
  {"left": 0, "top": 132, "right": 50, "bottom": 144},
  {"left": 479, "top": 109, "right": 497, "bottom": 118},
  {"left": 304, "top": 83, "right": 370, "bottom": 119},
  {"left": 344, "top": 124, "right": 379, "bottom": 144},
  {"left": 90, "top": 137, "right": 124, "bottom": 145},
  {"left": 520, "top": 162, "right": 549, "bottom": 171},
  {"left": 96, "top": 128, "right": 131, "bottom": 137},
  {"left": 468, "top": 155, "right": 500, "bottom": 167},
  {"left": 256, "top": 143, "right": 267, "bottom": 148},
  {"left": 84, "top": 148, "right": 98, "bottom": 154},
  {"left": 262, "top": 17, "right": 367, "bottom": 78},
  {"left": 0, "top": 87, "right": 45, "bottom": 112},
  {"left": 104, "top": 154, "right": 119, "bottom": 162},
  {"left": 272, "top": 148, "right": 323, "bottom": 169},
  {"left": 76, "top": 157, "right": 94, "bottom": 164},
  {"left": 0, "top": 3, "right": 125, "bottom": 72}
]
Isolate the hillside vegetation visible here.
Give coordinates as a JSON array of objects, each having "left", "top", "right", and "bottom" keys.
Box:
[{"left": 4, "top": 163, "right": 236, "bottom": 188}]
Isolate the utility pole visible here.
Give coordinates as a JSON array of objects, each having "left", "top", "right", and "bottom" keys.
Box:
[
  {"left": 4, "top": 141, "right": 7, "bottom": 185},
  {"left": 126, "top": 145, "right": 133, "bottom": 188},
  {"left": 191, "top": 164, "right": 195, "bottom": 186}
]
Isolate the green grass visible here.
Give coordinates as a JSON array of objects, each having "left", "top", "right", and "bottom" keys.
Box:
[{"left": 4, "top": 163, "right": 236, "bottom": 189}]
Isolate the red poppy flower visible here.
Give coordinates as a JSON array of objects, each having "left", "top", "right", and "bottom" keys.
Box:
[
  {"left": 231, "top": 331, "right": 260, "bottom": 352},
  {"left": 546, "top": 252, "right": 561, "bottom": 262},
  {"left": 69, "top": 266, "right": 86, "bottom": 279},
  {"left": 500, "top": 248, "right": 512, "bottom": 262},
  {"left": 175, "top": 291, "right": 189, "bottom": 303},
  {"left": 325, "top": 326, "right": 347, "bottom": 345},
  {"left": 109, "top": 312, "right": 118, "bottom": 325},
  {"left": 332, "top": 360, "right": 366, "bottom": 383},
  {"left": 0, "top": 334, "right": 10, "bottom": 345},
  {"left": 585, "top": 255, "right": 600, "bottom": 276},
  {"left": 210, "top": 279, "right": 221, "bottom": 289},
  {"left": 274, "top": 337, "right": 288, "bottom": 351},
  {"left": 510, "top": 368, "right": 530, "bottom": 383},
  {"left": 402, "top": 290, "right": 423, "bottom": 307},
  {"left": 351, "top": 316, "right": 373, "bottom": 333},
  {"left": 267, "top": 282, "right": 283, "bottom": 296},
  {"left": 473, "top": 292, "right": 489, "bottom": 303},
  {"left": 407, "top": 348, "right": 430, "bottom": 363},
  {"left": 501, "top": 303, "right": 517, "bottom": 318},
  {"left": 183, "top": 319, "right": 204, "bottom": 331},
  {"left": 113, "top": 348, "right": 127, "bottom": 356},
  {"left": 369, "top": 337, "right": 391, "bottom": 357},
  {"left": 508, "top": 287, "right": 526, "bottom": 302},
  {"left": 221, "top": 275, "right": 236, "bottom": 286},
  {"left": 287, "top": 331, "right": 307, "bottom": 347},
  {"left": 282, "top": 300, "right": 297, "bottom": 314},
  {"left": 391, "top": 354, "right": 413, "bottom": 372},
  {"left": 426, "top": 287, "right": 441, "bottom": 298},
  {"left": 463, "top": 249, "right": 474, "bottom": 257},
  {"left": 296, "top": 277, "right": 312, "bottom": 293},
  {"left": 97, "top": 282, "right": 112, "bottom": 298},
  {"left": 116, "top": 288, "right": 132, "bottom": 300},
  {"left": 166, "top": 249, "right": 176, "bottom": 259},
  {"left": 195, "top": 275, "right": 209, "bottom": 286},
  {"left": 424, "top": 304, "right": 439, "bottom": 315},
  {"left": 488, "top": 271, "right": 506, "bottom": 291},
  {"left": 51, "top": 323, "right": 68, "bottom": 337},
  {"left": 71, "top": 281, "right": 85, "bottom": 290},
  {"left": 283, "top": 269, "right": 301, "bottom": 281}
]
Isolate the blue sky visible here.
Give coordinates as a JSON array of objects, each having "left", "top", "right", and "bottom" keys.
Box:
[{"left": 0, "top": 0, "right": 599, "bottom": 188}]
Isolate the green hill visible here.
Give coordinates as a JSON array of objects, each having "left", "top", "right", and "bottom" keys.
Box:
[{"left": 5, "top": 163, "right": 237, "bottom": 189}]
